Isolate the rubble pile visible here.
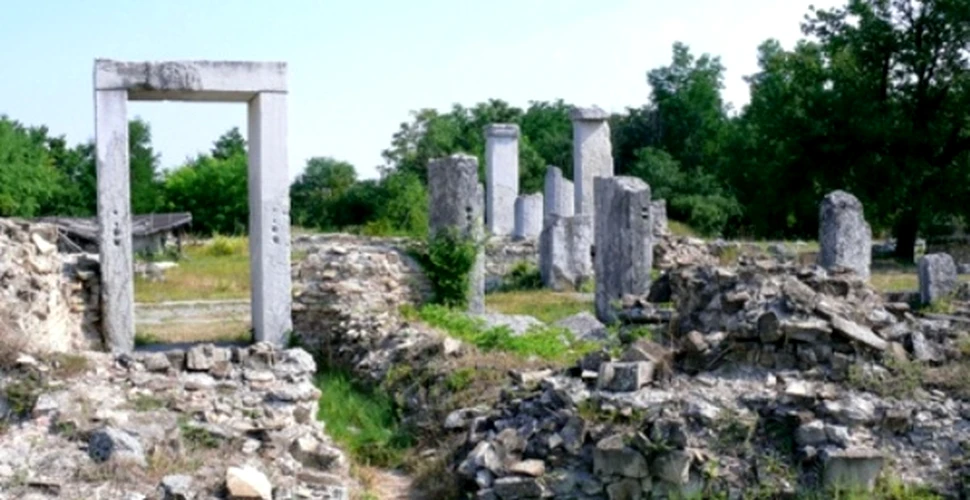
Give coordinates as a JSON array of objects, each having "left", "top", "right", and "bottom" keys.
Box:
[{"left": 0, "top": 343, "right": 351, "bottom": 499}]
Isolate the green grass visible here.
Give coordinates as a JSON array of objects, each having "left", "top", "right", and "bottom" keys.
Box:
[
  {"left": 315, "top": 370, "right": 413, "bottom": 467},
  {"left": 402, "top": 304, "right": 596, "bottom": 363},
  {"left": 486, "top": 290, "right": 593, "bottom": 324},
  {"left": 134, "top": 239, "right": 251, "bottom": 303}
]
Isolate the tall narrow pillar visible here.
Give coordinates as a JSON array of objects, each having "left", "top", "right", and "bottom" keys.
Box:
[
  {"left": 485, "top": 124, "right": 519, "bottom": 236},
  {"left": 594, "top": 176, "right": 653, "bottom": 324},
  {"left": 571, "top": 107, "right": 614, "bottom": 219},
  {"left": 514, "top": 193, "right": 544, "bottom": 240},
  {"left": 247, "top": 92, "right": 292, "bottom": 344},
  {"left": 543, "top": 166, "right": 574, "bottom": 225},
  {"left": 96, "top": 89, "right": 134, "bottom": 353},
  {"left": 428, "top": 154, "right": 485, "bottom": 313}
]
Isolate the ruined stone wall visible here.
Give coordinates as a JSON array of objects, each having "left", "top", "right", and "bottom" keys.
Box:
[
  {"left": 486, "top": 236, "right": 539, "bottom": 290},
  {"left": 0, "top": 219, "right": 103, "bottom": 353}
]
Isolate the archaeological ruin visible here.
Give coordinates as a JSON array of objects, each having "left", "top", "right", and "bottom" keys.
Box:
[{"left": 5, "top": 74, "right": 970, "bottom": 499}]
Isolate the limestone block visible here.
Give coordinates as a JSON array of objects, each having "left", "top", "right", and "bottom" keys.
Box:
[
  {"left": 571, "top": 106, "right": 614, "bottom": 219},
  {"left": 594, "top": 176, "right": 654, "bottom": 323},
  {"left": 918, "top": 253, "right": 958, "bottom": 305},
  {"left": 540, "top": 214, "right": 593, "bottom": 291},
  {"left": 485, "top": 124, "right": 519, "bottom": 236},
  {"left": 651, "top": 199, "right": 668, "bottom": 237},
  {"left": 513, "top": 193, "right": 543, "bottom": 240},
  {"left": 818, "top": 190, "right": 871, "bottom": 279},
  {"left": 543, "top": 166, "right": 574, "bottom": 224}
]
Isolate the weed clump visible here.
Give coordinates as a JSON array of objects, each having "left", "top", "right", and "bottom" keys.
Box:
[{"left": 410, "top": 228, "right": 480, "bottom": 309}]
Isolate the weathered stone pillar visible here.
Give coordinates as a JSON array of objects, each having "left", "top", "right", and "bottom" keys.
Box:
[
  {"left": 919, "top": 253, "right": 958, "bottom": 305},
  {"left": 485, "top": 124, "right": 519, "bottom": 236},
  {"left": 513, "top": 194, "right": 544, "bottom": 240},
  {"left": 571, "top": 107, "right": 614, "bottom": 219},
  {"left": 95, "top": 89, "right": 135, "bottom": 353},
  {"left": 428, "top": 154, "right": 485, "bottom": 313},
  {"left": 543, "top": 166, "right": 574, "bottom": 225},
  {"left": 247, "top": 92, "right": 292, "bottom": 345},
  {"left": 818, "top": 190, "right": 872, "bottom": 279},
  {"left": 540, "top": 214, "right": 593, "bottom": 291},
  {"left": 594, "top": 176, "right": 653, "bottom": 324}
]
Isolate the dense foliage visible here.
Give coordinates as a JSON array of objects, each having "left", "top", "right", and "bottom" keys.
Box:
[{"left": 1, "top": 0, "right": 967, "bottom": 257}]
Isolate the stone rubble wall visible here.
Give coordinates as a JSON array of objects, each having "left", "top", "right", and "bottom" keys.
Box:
[
  {"left": 0, "top": 342, "right": 351, "bottom": 498},
  {"left": 486, "top": 236, "right": 539, "bottom": 290},
  {"left": 0, "top": 218, "right": 102, "bottom": 353}
]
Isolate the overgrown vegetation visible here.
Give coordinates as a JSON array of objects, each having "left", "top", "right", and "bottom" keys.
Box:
[
  {"left": 495, "top": 261, "right": 543, "bottom": 292},
  {"left": 315, "top": 369, "right": 413, "bottom": 467},
  {"left": 410, "top": 228, "right": 480, "bottom": 309},
  {"left": 402, "top": 304, "right": 595, "bottom": 363},
  {"left": 846, "top": 357, "right": 925, "bottom": 399}
]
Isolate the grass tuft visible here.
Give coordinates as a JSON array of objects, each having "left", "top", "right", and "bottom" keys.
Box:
[
  {"left": 315, "top": 370, "right": 413, "bottom": 468},
  {"left": 402, "top": 304, "right": 596, "bottom": 363}
]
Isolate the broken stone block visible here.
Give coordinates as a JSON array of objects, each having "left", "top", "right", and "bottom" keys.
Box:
[
  {"left": 822, "top": 448, "right": 884, "bottom": 492},
  {"left": 651, "top": 450, "right": 692, "bottom": 485},
  {"left": 830, "top": 315, "right": 887, "bottom": 351},
  {"left": 88, "top": 426, "right": 146, "bottom": 466},
  {"left": 554, "top": 311, "right": 607, "bottom": 341},
  {"left": 918, "top": 253, "right": 957, "bottom": 305},
  {"left": 818, "top": 190, "right": 872, "bottom": 279},
  {"left": 606, "top": 478, "right": 643, "bottom": 500},
  {"left": 186, "top": 344, "right": 231, "bottom": 372},
  {"left": 508, "top": 459, "right": 546, "bottom": 477},
  {"left": 159, "top": 475, "right": 193, "bottom": 500},
  {"left": 493, "top": 476, "right": 545, "bottom": 498},
  {"left": 226, "top": 465, "right": 272, "bottom": 500},
  {"left": 795, "top": 420, "right": 828, "bottom": 447},
  {"left": 597, "top": 362, "right": 654, "bottom": 392},
  {"left": 593, "top": 434, "right": 650, "bottom": 478}
]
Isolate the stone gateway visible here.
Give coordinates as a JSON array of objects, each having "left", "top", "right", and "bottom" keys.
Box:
[{"left": 94, "top": 59, "right": 291, "bottom": 352}]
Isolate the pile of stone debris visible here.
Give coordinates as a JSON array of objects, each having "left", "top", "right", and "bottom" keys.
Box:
[
  {"left": 448, "top": 257, "right": 970, "bottom": 499},
  {"left": 0, "top": 343, "right": 351, "bottom": 499}
]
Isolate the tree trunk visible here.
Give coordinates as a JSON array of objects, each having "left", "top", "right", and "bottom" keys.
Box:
[{"left": 893, "top": 212, "right": 919, "bottom": 263}]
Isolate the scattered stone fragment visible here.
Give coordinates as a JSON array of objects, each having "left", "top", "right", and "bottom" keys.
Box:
[
  {"left": 822, "top": 448, "right": 885, "bottom": 492},
  {"left": 88, "top": 427, "right": 146, "bottom": 466},
  {"left": 508, "top": 459, "right": 546, "bottom": 477},
  {"left": 652, "top": 450, "right": 692, "bottom": 485},
  {"left": 594, "top": 434, "right": 650, "bottom": 478},
  {"left": 159, "top": 475, "right": 193, "bottom": 500},
  {"left": 226, "top": 465, "right": 272, "bottom": 500},
  {"left": 598, "top": 362, "right": 654, "bottom": 392}
]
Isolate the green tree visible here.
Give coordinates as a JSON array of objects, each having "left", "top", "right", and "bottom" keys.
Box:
[
  {"left": 290, "top": 157, "right": 358, "bottom": 229},
  {"left": 0, "top": 116, "right": 61, "bottom": 217},
  {"left": 212, "top": 127, "right": 246, "bottom": 160},
  {"left": 799, "top": 0, "right": 970, "bottom": 260}
]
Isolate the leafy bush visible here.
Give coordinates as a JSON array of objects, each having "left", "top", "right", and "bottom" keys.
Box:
[
  {"left": 201, "top": 234, "right": 248, "bottom": 257},
  {"left": 411, "top": 228, "right": 480, "bottom": 308},
  {"left": 497, "top": 261, "right": 543, "bottom": 292}
]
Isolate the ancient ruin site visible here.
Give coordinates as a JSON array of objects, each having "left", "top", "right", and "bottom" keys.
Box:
[{"left": 3, "top": 1, "right": 970, "bottom": 499}]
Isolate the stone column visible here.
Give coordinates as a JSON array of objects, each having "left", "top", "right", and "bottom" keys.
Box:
[
  {"left": 594, "top": 176, "right": 653, "bottom": 324},
  {"left": 485, "top": 124, "right": 519, "bottom": 236},
  {"left": 918, "top": 253, "right": 958, "bottom": 305},
  {"left": 95, "top": 89, "right": 134, "bottom": 353},
  {"left": 513, "top": 194, "right": 544, "bottom": 240},
  {"left": 818, "top": 190, "right": 872, "bottom": 279},
  {"left": 543, "top": 166, "right": 575, "bottom": 225},
  {"left": 540, "top": 214, "right": 593, "bottom": 292},
  {"left": 247, "top": 92, "right": 292, "bottom": 345},
  {"left": 428, "top": 154, "right": 485, "bottom": 313},
  {"left": 571, "top": 106, "right": 614, "bottom": 219}
]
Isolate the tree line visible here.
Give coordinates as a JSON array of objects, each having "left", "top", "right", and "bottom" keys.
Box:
[{"left": 0, "top": 0, "right": 967, "bottom": 260}]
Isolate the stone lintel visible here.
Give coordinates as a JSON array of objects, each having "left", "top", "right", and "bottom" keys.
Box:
[
  {"left": 570, "top": 106, "right": 609, "bottom": 121},
  {"left": 484, "top": 123, "right": 520, "bottom": 138},
  {"left": 94, "top": 59, "right": 287, "bottom": 102}
]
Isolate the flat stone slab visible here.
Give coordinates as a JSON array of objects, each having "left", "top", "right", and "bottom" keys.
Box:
[
  {"left": 95, "top": 60, "right": 287, "bottom": 101},
  {"left": 476, "top": 313, "right": 544, "bottom": 336}
]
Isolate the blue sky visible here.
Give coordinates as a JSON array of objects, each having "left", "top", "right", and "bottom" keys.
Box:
[{"left": 0, "top": 0, "right": 838, "bottom": 180}]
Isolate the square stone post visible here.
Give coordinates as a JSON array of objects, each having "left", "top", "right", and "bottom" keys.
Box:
[
  {"left": 513, "top": 193, "right": 544, "bottom": 240},
  {"left": 428, "top": 154, "right": 485, "bottom": 313},
  {"left": 543, "top": 166, "right": 574, "bottom": 226},
  {"left": 485, "top": 124, "right": 519, "bottom": 236},
  {"left": 247, "top": 92, "right": 292, "bottom": 344},
  {"left": 95, "top": 89, "right": 134, "bottom": 353},
  {"left": 594, "top": 176, "right": 653, "bottom": 324},
  {"left": 571, "top": 106, "right": 614, "bottom": 219}
]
